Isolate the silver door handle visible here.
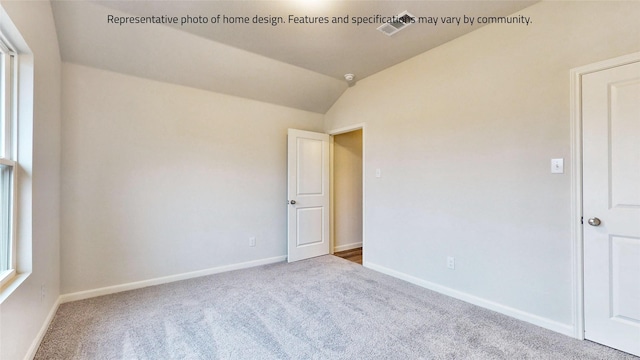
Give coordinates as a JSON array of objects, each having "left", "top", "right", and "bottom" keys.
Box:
[
  {"left": 289, "top": 200, "right": 296, "bottom": 205},
  {"left": 587, "top": 217, "right": 601, "bottom": 226}
]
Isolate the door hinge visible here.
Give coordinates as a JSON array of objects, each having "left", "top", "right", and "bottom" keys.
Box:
[{"left": 581, "top": 216, "right": 584, "bottom": 224}]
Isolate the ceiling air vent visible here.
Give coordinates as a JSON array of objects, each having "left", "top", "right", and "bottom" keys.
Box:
[{"left": 377, "top": 11, "right": 415, "bottom": 36}]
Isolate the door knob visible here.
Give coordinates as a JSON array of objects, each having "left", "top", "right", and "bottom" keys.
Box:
[
  {"left": 289, "top": 200, "right": 296, "bottom": 205},
  {"left": 587, "top": 217, "right": 601, "bottom": 226}
]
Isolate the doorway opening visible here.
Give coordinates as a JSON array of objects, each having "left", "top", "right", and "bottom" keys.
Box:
[{"left": 330, "top": 125, "right": 364, "bottom": 265}]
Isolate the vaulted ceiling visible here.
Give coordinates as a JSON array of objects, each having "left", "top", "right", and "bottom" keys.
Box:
[{"left": 51, "top": 0, "right": 536, "bottom": 113}]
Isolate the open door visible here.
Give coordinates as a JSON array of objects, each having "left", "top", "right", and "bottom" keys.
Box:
[{"left": 287, "top": 129, "right": 330, "bottom": 262}]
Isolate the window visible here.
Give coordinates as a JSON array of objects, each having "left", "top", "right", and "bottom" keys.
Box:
[{"left": 0, "top": 34, "right": 16, "bottom": 287}]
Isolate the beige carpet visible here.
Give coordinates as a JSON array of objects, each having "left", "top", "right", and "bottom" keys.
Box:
[{"left": 36, "top": 255, "right": 637, "bottom": 359}]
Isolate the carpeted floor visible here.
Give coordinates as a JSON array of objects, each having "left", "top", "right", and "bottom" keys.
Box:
[{"left": 36, "top": 255, "right": 637, "bottom": 359}]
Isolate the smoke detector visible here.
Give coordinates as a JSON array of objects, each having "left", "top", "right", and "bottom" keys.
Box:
[
  {"left": 377, "top": 11, "right": 415, "bottom": 36},
  {"left": 344, "top": 73, "right": 356, "bottom": 87}
]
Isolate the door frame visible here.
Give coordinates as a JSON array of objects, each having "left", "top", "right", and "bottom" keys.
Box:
[
  {"left": 328, "top": 123, "right": 366, "bottom": 263},
  {"left": 569, "top": 51, "right": 640, "bottom": 340}
]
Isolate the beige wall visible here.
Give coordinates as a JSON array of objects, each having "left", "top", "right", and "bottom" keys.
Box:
[
  {"left": 61, "top": 63, "right": 324, "bottom": 294},
  {"left": 324, "top": 1, "right": 640, "bottom": 333},
  {"left": 3, "top": 1, "right": 639, "bottom": 357},
  {"left": 333, "top": 130, "right": 363, "bottom": 251},
  {"left": 0, "top": 1, "right": 61, "bottom": 359}
]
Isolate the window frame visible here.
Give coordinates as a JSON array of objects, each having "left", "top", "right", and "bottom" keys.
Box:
[{"left": 0, "top": 33, "right": 17, "bottom": 288}]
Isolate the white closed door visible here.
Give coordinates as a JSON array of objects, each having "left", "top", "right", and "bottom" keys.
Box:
[
  {"left": 287, "top": 129, "right": 330, "bottom": 262},
  {"left": 583, "top": 60, "right": 640, "bottom": 356}
]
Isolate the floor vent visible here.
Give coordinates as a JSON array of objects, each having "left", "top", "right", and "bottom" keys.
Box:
[{"left": 377, "top": 11, "right": 415, "bottom": 36}]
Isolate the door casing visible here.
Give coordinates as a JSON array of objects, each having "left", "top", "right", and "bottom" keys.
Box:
[{"left": 569, "top": 51, "right": 640, "bottom": 340}]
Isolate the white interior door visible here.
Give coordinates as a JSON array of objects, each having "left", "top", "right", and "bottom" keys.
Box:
[
  {"left": 583, "top": 60, "right": 640, "bottom": 356},
  {"left": 287, "top": 129, "right": 330, "bottom": 262}
]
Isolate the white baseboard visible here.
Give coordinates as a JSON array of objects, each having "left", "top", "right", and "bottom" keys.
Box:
[
  {"left": 60, "top": 255, "right": 287, "bottom": 303},
  {"left": 24, "top": 296, "right": 61, "bottom": 360},
  {"left": 334, "top": 242, "right": 362, "bottom": 252},
  {"left": 364, "top": 261, "right": 574, "bottom": 337}
]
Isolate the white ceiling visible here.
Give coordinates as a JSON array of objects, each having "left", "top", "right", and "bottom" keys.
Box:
[{"left": 51, "top": 0, "right": 536, "bottom": 113}]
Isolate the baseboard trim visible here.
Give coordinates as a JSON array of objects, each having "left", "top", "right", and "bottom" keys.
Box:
[
  {"left": 334, "top": 242, "right": 363, "bottom": 252},
  {"left": 364, "top": 261, "right": 574, "bottom": 337},
  {"left": 60, "top": 256, "right": 287, "bottom": 303},
  {"left": 24, "top": 296, "right": 61, "bottom": 360}
]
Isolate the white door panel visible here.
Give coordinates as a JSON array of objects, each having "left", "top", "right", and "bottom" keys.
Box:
[
  {"left": 297, "top": 138, "right": 324, "bottom": 195},
  {"left": 287, "top": 129, "right": 330, "bottom": 262},
  {"left": 583, "top": 60, "right": 640, "bottom": 356},
  {"left": 297, "top": 207, "right": 324, "bottom": 246}
]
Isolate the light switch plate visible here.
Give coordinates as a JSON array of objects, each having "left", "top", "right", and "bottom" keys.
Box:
[
  {"left": 551, "top": 158, "right": 564, "bottom": 174},
  {"left": 375, "top": 168, "right": 381, "bottom": 178}
]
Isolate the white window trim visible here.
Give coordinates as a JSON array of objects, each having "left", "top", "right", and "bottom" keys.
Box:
[
  {"left": 0, "top": 2, "right": 33, "bottom": 303},
  {"left": 0, "top": 33, "right": 18, "bottom": 288}
]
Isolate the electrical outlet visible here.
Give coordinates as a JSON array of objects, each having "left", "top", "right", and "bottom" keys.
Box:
[
  {"left": 447, "top": 257, "right": 455, "bottom": 270},
  {"left": 40, "top": 284, "right": 46, "bottom": 301},
  {"left": 249, "top": 237, "right": 256, "bottom": 247}
]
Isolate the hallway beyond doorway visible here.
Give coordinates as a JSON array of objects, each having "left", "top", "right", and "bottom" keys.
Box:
[{"left": 334, "top": 247, "right": 362, "bottom": 265}]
